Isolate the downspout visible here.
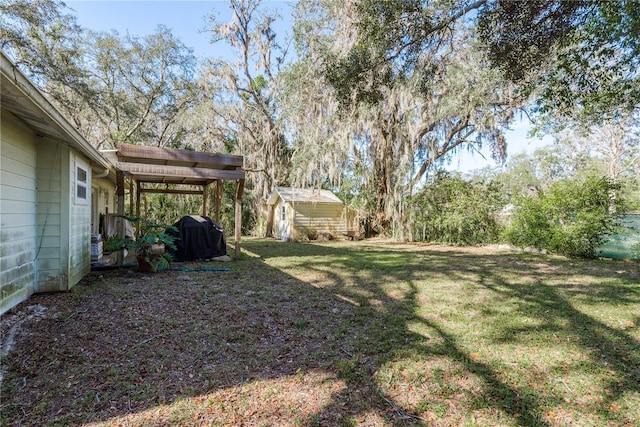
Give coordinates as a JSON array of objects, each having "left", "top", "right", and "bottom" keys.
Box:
[{"left": 93, "top": 168, "right": 110, "bottom": 179}]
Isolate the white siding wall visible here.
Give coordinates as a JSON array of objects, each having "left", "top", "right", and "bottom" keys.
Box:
[
  {"left": 36, "top": 142, "right": 68, "bottom": 292},
  {"left": 272, "top": 202, "right": 280, "bottom": 239},
  {"left": 36, "top": 148, "right": 92, "bottom": 291},
  {"left": 1, "top": 114, "right": 38, "bottom": 313}
]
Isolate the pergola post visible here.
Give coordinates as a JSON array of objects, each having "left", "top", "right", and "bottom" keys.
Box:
[
  {"left": 235, "top": 179, "right": 244, "bottom": 259},
  {"left": 215, "top": 180, "right": 222, "bottom": 223},
  {"left": 202, "top": 183, "right": 208, "bottom": 217},
  {"left": 136, "top": 180, "right": 141, "bottom": 219},
  {"left": 129, "top": 176, "right": 134, "bottom": 216},
  {"left": 116, "top": 170, "right": 125, "bottom": 266}
]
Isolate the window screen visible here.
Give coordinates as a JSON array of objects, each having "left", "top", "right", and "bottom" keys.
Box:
[{"left": 76, "top": 166, "right": 88, "bottom": 200}]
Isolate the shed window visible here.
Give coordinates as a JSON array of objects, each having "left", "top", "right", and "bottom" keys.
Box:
[
  {"left": 76, "top": 166, "right": 88, "bottom": 201},
  {"left": 281, "top": 205, "right": 286, "bottom": 221}
]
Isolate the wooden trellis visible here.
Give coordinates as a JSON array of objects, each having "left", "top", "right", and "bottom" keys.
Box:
[{"left": 104, "top": 143, "right": 245, "bottom": 260}]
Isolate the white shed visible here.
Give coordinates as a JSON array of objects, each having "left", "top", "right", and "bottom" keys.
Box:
[
  {"left": 1, "top": 52, "right": 115, "bottom": 314},
  {"left": 266, "top": 187, "right": 354, "bottom": 241}
]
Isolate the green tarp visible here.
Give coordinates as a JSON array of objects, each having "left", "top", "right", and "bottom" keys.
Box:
[{"left": 597, "top": 214, "right": 640, "bottom": 259}]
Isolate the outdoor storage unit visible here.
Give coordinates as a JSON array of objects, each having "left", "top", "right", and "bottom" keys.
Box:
[{"left": 266, "top": 187, "right": 351, "bottom": 241}]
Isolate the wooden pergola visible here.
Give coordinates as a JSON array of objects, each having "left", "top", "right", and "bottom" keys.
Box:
[{"left": 104, "top": 143, "right": 245, "bottom": 259}]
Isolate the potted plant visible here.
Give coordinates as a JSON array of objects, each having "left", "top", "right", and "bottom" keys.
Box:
[{"left": 104, "top": 216, "right": 178, "bottom": 272}]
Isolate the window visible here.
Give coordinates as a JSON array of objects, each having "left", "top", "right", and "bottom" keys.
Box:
[
  {"left": 76, "top": 165, "right": 88, "bottom": 201},
  {"left": 281, "top": 205, "right": 286, "bottom": 221}
]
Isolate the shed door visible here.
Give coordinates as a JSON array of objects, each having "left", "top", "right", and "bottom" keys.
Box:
[{"left": 280, "top": 204, "right": 289, "bottom": 240}]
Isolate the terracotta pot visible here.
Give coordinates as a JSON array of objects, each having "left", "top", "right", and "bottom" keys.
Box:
[{"left": 136, "top": 254, "right": 158, "bottom": 273}]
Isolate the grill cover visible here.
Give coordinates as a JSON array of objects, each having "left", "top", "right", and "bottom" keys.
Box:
[{"left": 167, "top": 215, "right": 226, "bottom": 262}]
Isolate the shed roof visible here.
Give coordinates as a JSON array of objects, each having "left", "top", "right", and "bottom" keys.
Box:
[{"left": 268, "top": 187, "right": 343, "bottom": 205}]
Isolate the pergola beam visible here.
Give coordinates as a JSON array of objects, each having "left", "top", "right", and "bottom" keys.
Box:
[
  {"left": 138, "top": 188, "right": 204, "bottom": 195},
  {"left": 116, "top": 162, "right": 245, "bottom": 181},
  {"left": 116, "top": 143, "right": 243, "bottom": 169}
]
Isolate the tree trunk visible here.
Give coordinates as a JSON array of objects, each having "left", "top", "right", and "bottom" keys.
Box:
[{"left": 265, "top": 204, "right": 274, "bottom": 237}]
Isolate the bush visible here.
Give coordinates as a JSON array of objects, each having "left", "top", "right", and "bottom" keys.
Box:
[
  {"left": 504, "top": 175, "right": 621, "bottom": 258},
  {"left": 410, "top": 172, "right": 506, "bottom": 245}
]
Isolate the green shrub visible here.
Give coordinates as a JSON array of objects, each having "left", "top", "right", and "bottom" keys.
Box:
[
  {"left": 409, "top": 172, "right": 506, "bottom": 245},
  {"left": 504, "top": 175, "right": 621, "bottom": 258}
]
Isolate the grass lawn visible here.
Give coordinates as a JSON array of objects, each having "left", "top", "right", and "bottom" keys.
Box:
[{"left": 1, "top": 238, "right": 639, "bottom": 426}]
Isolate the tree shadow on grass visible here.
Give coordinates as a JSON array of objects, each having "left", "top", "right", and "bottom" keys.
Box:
[
  {"left": 480, "top": 276, "right": 640, "bottom": 403},
  {"left": 0, "top": 239, "right": 638, "bottom": 426},
  {"left": 275, "top": 243, "right": 553, "bottom": 426},
  {"left": 260, "top": 241, "right": 639, "bottom": 426}
]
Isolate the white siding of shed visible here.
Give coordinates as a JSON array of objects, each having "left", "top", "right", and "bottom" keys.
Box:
[
  {"left": 1, "top": 114, "right": 38, "bottom": 313},
  {"left": 293, "top": 203, "right": 345, "bottom": 235},
  {"left": 271, "top": 194, "right": 347, "bottom": 242}
]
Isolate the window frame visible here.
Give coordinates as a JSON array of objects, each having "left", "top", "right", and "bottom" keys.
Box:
[{"left": 75, "top": 164, "right": 89, "bottom": 204}]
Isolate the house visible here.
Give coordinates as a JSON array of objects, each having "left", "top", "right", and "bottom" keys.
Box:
[
  {"left": 266, "top": 187, "right": 355, "bottom": 241},
  {"left": 1, "top": 52, "right": 116, "bottom": 315}
]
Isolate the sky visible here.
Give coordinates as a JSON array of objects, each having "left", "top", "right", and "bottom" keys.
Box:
[
  {"left": 65, "top": 0, "right": 293, "bottom": 60},
  {"left": 65, "top": 0, "right": 552, "bottom": 173}
]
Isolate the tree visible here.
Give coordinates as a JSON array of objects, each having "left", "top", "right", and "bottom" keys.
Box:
[
  {"left": 1, "top": 0, "right": 73, "bottom": 56},
  {"left": 290, "top": 2, "right": 524, "bottom": 237},
  {"left": 493, "top": 145, "right": 596, "bottom": 199},
  {"left": 478, "top": 0, "right": 640, "bottom": 122},
  {"left": 2, "top": 0, "right": 200, "bottom": 150},
  {"left": 337, "top": 1, "right": 639, "bottom": 122},
  {"left": 203, "top": 0, "right": 291, "bottom": 207},
  {"left": 351, "top": 34, "right": 521, "bottom": 237},
  {"left": 78, "top": 28, "right": 199, "bottom": 149},
  {"left": 570, "top": 117, "right": 640, "bottom": 185},
  {"left": 38, "top": 27, "right": 200, "bottom": 150},
  {"left": 326, "top": 0, "right": 486, "bottom": 107},
  {"left": 277, "top": 0, "right": 358, "bottom": 191},
  {"left": 545, "top": 113, "right": 640, "bottom": 211},
  {"left": 493, "top": 111, "right": 640, "bottom": 216},
  {"left": 1, "top": 0, "right": 94, "bottom": 118}
]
